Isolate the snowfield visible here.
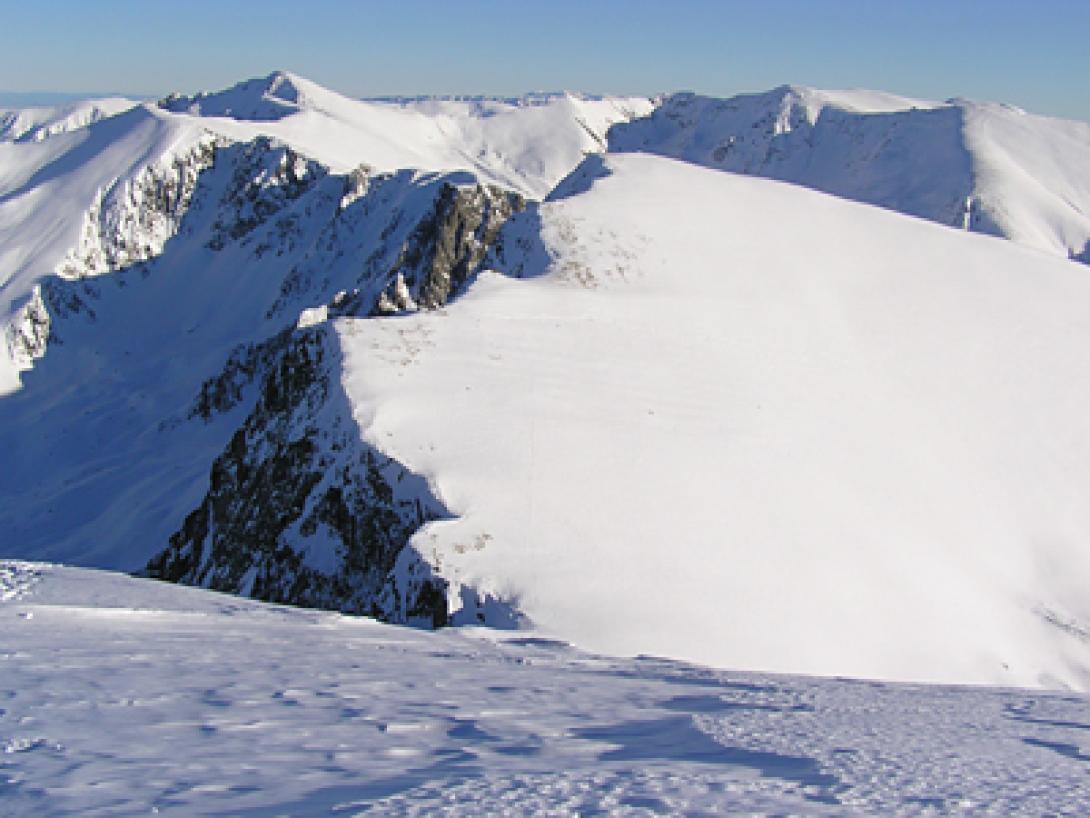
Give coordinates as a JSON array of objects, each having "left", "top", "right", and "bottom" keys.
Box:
[
  {"left": 4, "top": 73, "right": 1090, "bottom": 814},
  {"left": 3, "top": 560, "right": 1090, "bottom": 817},
  {"left": 341, "top": 153, "right": 1090, "bottom": 689}
]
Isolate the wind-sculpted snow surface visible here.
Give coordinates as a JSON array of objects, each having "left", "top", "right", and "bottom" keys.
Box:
[
  {"left": 339, "top": 154, "right": 1090, "bottom": 688},
  {"left": 608, "top": 86, "right": 1090, "bottom": 262},
  {"left": 3, "top": 562, "right": 1090, "bottom": 816}
]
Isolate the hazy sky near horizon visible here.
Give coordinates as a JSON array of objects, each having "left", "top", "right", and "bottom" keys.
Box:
[{"left": 2, "top": 0, "right": 1088, "bottom": 120}]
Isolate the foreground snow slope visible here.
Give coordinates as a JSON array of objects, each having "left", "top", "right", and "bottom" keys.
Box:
[
  {"left": 609, "top": 86, "right": 1090, "bottom": 262},
  {"left": 3, "top": 561, "right": 1090, "bottom": 817},
  {"left": 340, "top": 154, "right": 1090, "bottom": 689}
]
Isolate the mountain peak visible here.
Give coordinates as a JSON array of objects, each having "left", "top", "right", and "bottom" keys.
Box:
[
  {"left": 158, "top": 70, "right": 324, "bottom": 121},
  {"left": 262, "top": 70, "right": 305, "bottom": 103}
]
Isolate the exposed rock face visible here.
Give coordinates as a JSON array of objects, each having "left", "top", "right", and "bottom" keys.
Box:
[
  {"left": 5, "top": 286, "right": 53, "bottom": 366},
  {"left": 157, "top": 174, "right": 526, "bottom": 624},
  {"left": 189, "top": 171, "right": 524, "bottom": 429},
  {"left": 146, "top": 326, "right": 451, "bottom": 626},
  {"left": 58, "top": 137, "right": 222, "bottom": 279},
  {"left": 377, "top": 181, "right": 526, "bottom": 312},
  {"left": 187, "top": 328, "right": 294, "bottom": 421},
  {"left": 206, "top": 137, "right": 326, "bottom": 251},
  {"left": 6, "top": 133, "right": 338, "bottom": 391},
  {"left": 268, "top": 172, "right": 525, "bottom": 321}
]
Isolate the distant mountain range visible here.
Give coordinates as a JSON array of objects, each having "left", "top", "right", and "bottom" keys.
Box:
[{"left": 3, "top": 71, "right": 1090, "bottom": 689}]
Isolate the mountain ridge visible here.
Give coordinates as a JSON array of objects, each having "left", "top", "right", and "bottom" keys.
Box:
[{"left": 3, "top": 71, "right": 1090, "bottom": 688}]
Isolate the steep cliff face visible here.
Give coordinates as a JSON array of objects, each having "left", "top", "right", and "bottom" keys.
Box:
[
  {"left": 146, "top": 326, "right": 451, "bottom": 626},
  {"left": 205, "top": 136, "right": 326, "bottom": 251},
  {"left": 265, "top": 170, "right": 525, "bottom": 322},
  {"left": 98, "top": 155, "right": 523, "bottom": 624},
  {"left": 4, "top": 132, "right": 339, "bottom": 383},
  {"left": 186, "top": 170, "right": 524, "bottom": 429},
  {"left": 57, "top": 137, "right": 222, "bottom": 278}
]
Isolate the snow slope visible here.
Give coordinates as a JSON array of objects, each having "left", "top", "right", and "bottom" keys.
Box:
[
  {"left": 4, "top": 74, "right": 1090, "bottom": 693},
  {"left": 162, "top": 70, "right": 654, "bottom": 198},
  {"left": 339, "top": 154, "right": 1090, "bottom": 689},
  {"left": 608, "top": 86, "right": 1090, "bottom": 262},
  {"left": 0, "top": 97, "right": 137, "bottom": 143},
  {"left": 0, "top": 142, "right": 515, "bottom": 576},
  {"left": 0, "top": 105, "right": 213, "bottom": 392},
  {"left": 0, "top": 72, "right": 651, "bottom": 393},
  {"left": 3, "top": 560, "right": 1090, "bottom": 816}
]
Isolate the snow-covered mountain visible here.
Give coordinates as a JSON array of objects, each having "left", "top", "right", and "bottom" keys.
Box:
[
  {"left": 326, "top": 153, "right": 1090, "bottom": 688},
  {"left": 0, "top": 96, "right": 137, "bottom": 143},
  {"left": 159, "top": 70, "right": 653, "bottom": 198},
  {"left": 0, "top": 70, "right": 651, "bottom": 393},
  {"left": 609, "top": 86, "right": 1090, "bottom": 263},
  {"left": 3, "top": 72, "right": 1090, "bottom": 691}
]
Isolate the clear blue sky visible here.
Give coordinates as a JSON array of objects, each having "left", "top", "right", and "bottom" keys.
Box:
[{"left": 2, "top": 0, "right": 1088, "bottom": 120}]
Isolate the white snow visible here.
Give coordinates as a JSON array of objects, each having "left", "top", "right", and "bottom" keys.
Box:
[
  {"left": 0, "top": 106, "right": 210, "bottom": 392},
  {"left": 339, "top": 154, "right": 1090, "bottom": 689},
  {"left": 608, "top": 86, "right": 1090, "bottom": 263},
  {"left": 0, "top": 97, "right": 137, "bottom": 144},
  {"left": 962, "top": 100, "right": 1090, "bottom": 258},
  {"left": 164, "top": 70, "right": 654, "bottom": 199},
  {"left": 3, "top": 560, "right": 1090, "bottom": 815},
  {"left": 0, "top": 72, "right": 652, "bottom": 394},
  {"left": 2, "top": 72, "right": 1090, "bottom": 703}
]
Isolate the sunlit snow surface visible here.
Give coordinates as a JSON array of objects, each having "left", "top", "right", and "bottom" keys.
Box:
[
  {"left": 340, "top": 154, "right": 1090, "bottom": 689},
  {"left": 2, "top": 561, "right": 1090, "bottom": 817}
]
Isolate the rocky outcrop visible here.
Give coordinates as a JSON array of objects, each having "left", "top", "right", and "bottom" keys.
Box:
[
  {"left": 269, "top": 172, "right": 525, "bottom": 321},
  {"left": 205, "top": 137, "right": 326, "bottom": 251},
  {"left": 4, "top": 286, "right": 53, "bottom": 366},
  {"left": 375, "top": 181, "right": 525, "bottom": 311},
  {"left": 3, "top": 124, "right": 526, "bottom": 628},
  {"left": 187, "top": 328, "right": 294, "bottom": 421},
  {"left": 59, "top": 136, "right": 221, "bottom": 280},
  {"left": 6, "top": 134, "right": 336, "bottom": 385},
  {"left": 146, "top": 325, "right": 451, "bottom": 626}
]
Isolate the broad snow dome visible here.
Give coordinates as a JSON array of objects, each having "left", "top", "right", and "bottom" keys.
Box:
[{"left": 339, "top": 153, "right": 1090, "bottom": 689}]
